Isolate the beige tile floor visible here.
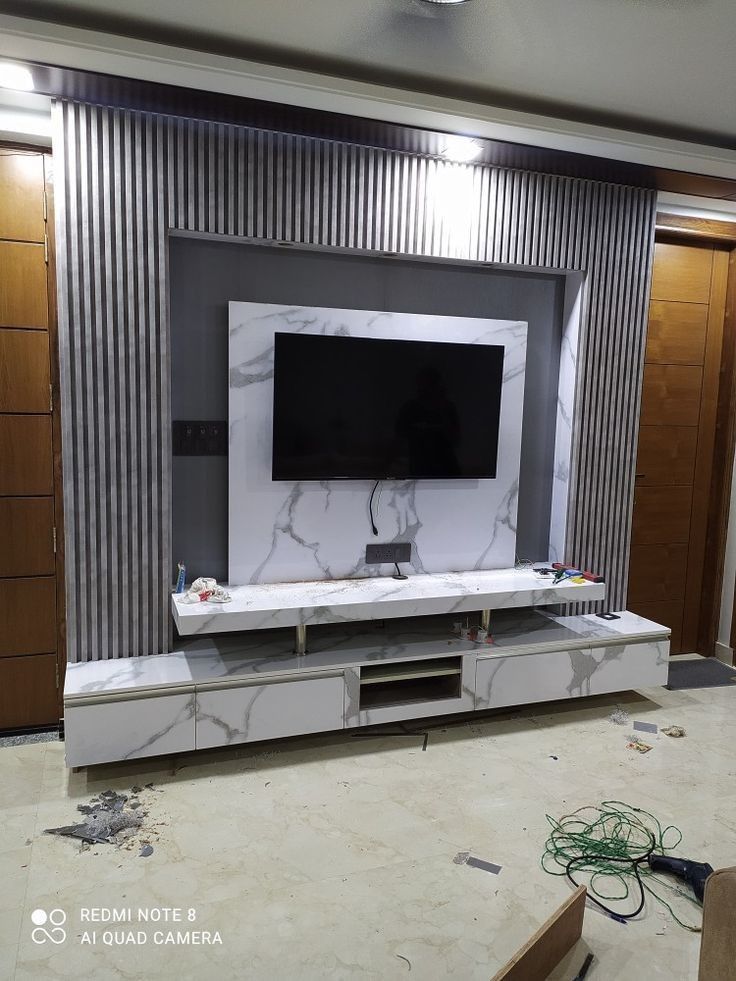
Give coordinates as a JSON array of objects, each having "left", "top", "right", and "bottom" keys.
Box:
[{"left": 3, "top": 658, "right": 735, "bottom": 980}]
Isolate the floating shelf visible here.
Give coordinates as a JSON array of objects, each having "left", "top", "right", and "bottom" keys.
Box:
[{"left": 171, "top": 568, "right": 606, "bottom": 636}]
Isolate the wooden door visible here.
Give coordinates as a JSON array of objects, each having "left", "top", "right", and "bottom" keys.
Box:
[
  {"left": 629, "top": 240, "right": 729, "bottom": 653},
  {"left": 0, "top": 147, "right": 62, "bottom": 729}
]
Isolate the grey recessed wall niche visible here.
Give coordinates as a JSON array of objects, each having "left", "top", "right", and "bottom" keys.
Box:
[
  {"left": 53, "top": 100, "right": 656, "bottom": 662},
  {"left": 169, "top": 240, "right": 565, "bottom": 583}
]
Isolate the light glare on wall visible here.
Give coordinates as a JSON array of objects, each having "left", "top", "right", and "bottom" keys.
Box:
[
  {"left": 440, "top": 135, "right": 482, "bottom": 163},
  {"left": 427, "top": 160, "right": 476, "bottom": 256},
  {"left": 0, "top": 63, "right": 34, "bottom": 92}
]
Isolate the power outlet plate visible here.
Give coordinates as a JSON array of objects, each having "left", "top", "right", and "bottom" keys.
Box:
[
  {"left": 172, "top": 420, "right": 228, "bottom": 456},
  {"left": 365, "top": 542, "right": 412, "bottom": 565}
]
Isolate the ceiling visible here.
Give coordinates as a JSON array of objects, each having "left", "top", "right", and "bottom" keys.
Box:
[{"left": 4, "top": 0, "right": 736, "bottom": 149}]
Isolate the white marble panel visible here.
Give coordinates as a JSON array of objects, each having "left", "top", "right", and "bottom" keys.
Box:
[
  {"left": 195, "top": 675, "right": 345, "bottom": 749},
  {"left": 64, "top": 692, "right": 196, "bottom": 767},
  {"left": 475, "top": 639, "right": 668, "bottom": 711},
  {"left": 228, "top": 303, "right": 527, "bottom": 584},
  {"left": 171, "top": 568, "right": 605, "bottom": 635},
  {"left": 64, "top": 652, "right": 194, "bottom": 700}
]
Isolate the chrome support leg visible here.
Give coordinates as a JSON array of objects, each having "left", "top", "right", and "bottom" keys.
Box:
[
  {"left": 480, "top": 610, "right": 491, "bottom": 632},
  {"left": 295, "top": 624, "right": 308, "bottom": 656}
]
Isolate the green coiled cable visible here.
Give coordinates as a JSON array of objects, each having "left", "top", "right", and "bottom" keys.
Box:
[{"left": 541, "top": 800, "right": 701, "bottom": 931}]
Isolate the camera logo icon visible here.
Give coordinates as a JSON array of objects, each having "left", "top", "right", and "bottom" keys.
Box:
[{"left": 31, "top": 909, "right": 67, "bottom": 945}]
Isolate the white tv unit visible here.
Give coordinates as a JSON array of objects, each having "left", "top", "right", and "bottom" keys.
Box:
[{"left": 62, "top": 570, "right": 669, "bottom": 767}]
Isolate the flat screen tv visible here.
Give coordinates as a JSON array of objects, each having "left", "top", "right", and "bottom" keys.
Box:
[{"left": 271, "top": 332, "right": 504, "bottom": 480}]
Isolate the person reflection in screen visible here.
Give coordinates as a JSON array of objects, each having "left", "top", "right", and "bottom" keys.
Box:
[{"left": 395, "top": 366, "right": 461, "bottom": 476}]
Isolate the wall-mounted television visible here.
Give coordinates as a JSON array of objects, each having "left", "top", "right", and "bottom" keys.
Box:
[{"left": 271, "top": 332, "right": 504, "bottom": 481}]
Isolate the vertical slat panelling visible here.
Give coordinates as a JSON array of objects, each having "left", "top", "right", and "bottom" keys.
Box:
[{"left": 53, "top": 102, "right": 656, "bottom": 660}]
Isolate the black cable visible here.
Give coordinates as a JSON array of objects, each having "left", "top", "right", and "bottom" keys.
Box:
[
  {"left": 368, "top": 479, "right": 380, "bottom": 536},
  {"left": 564, "top": 832, "right": 656, "bottom": 921}
]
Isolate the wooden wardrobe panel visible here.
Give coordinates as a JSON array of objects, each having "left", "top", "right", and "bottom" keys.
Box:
[
  {"left": 0, "top": 498, "right": 55, "bottom": 577},
  {"left": 0, "top": 416, "right": 53, "bottom": 495},
  {"left": 0, "top": 153, "right": 45, "bottom": 243},
  {"left": 650, "top": 242, "right": 713, "bottom": 304},
  {"left": 0, "top": 328, "right": 50, "bottom": 412},
  {"left": 635, "top": 426, "right": 697, "bottom": 486},
  {"left": 0, "top": 242, "right": 48, "bottom": 328},
  {"left": 631, "top": 485, "right": 692, "bottom": 545},
  {"left": 640, "top": 364, "right": 703, "bottom": 427},
  {"left": 0, "top": 577, "right": 56, "bottom": 656},
  {"left": 0, "top": 654, "right": 58, "bottom": 728},
  {"left": 628, "top": 544, "right": 688, "bottom": 605},
  {"left": 628, "top": 599, "right": 684, "bottom": 654},
  {"left": 646, "top": 300, "right": 708, "bottom": 365}
]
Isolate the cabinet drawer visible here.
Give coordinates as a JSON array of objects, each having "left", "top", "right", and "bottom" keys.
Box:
[
  {"left": 587, "top": 641, "right": 669, "bottom": 691},
  {"left": 476, "top": 649, "right": 582, "bottom": 709},
  {"left": 64, "top": 690, "right": 196, "bottom": 767},
  {"left": 196, "top": 673, "right": 345, "bottom": 749},
  {"left": 475, "top": 640, "right": 669, "bottom": 710}
]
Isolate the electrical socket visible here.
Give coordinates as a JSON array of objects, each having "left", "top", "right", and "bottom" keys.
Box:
[
  {"left": 172, "top": 420, "right": 228, "bottom": 456},
  {"left": 365, "top": 542, "right": 412, "bottom": 565}
]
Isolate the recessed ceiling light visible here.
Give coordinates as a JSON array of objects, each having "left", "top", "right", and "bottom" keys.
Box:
[
  {"left": 0, "top": 63, "right": 34, "bottom": 92},
  {"left": 440, "top": 135, "right": 482, "bottom": 163},
  {"left": 417, "top": 0, "right": 474, "bottom": 5}
]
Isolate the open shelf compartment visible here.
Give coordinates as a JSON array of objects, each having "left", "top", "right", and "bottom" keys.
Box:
[{"left": 359, "top": 656, "right": 463, "bottom": 709}]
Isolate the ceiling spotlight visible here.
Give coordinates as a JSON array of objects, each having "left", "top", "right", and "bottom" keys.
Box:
[
  {"left": 418, "top": 0, "right": 474, "bottom": 4},
  {"left": 440, "top": 135, "right": 482, "bottom": 163},
  {"left": 0, "top": 63, "right": 34, "bottom": 92}
]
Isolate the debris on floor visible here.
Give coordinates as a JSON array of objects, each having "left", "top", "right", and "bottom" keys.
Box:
[
  {"left": 633, "top": 720, "right": 658, "bottom": 734},
  {"left": 453, "top": 851, "right": 502, "bottom": 874},
  {"left": 627, "top": 736, "right": 653, "bottom": 754},
  {"left": 662, "top": 725, "right": 687, "bottom": 738},
  {"left": 139, "top": 844, "right": 154, "bottom": 858},
  {"left": 609, "top": 708, "right": 630, "bottom": 726},
  {"left": 44, "top": 785, "right": 161, "bottom": 853},
  {"left": 395, "top": 954, "right": 412, "bottom": 971}
]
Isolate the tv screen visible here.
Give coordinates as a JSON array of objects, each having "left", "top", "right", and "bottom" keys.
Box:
[{"left": 271, "top": 332, "right": 504, "bottom": 480}]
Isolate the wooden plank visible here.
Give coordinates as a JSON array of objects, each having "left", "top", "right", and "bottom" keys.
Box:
[
  {"left": 0, "top": 577, "right": 56, "bottom": 656},
  {"left": 0, "top": 328, "right": 50, "bottom": 412},
  {"left": 646, "top": 300, "right": 708, "bottom": 365},
  {"left": 640, "top": 364, "right": 702, "bottom": 426},
  {"left": 492, "top": 886, "right": 586, "bottom": 981},
  {"left": 0, "top": 151, "right": 45, "bottom": 242},
  {"left": 0, "top": 497, "right": 56, "bottom": 578},
  {"left": 650, "top": 241, "right": 714, "bottom": 304},
  {"left": 631, "top": 485, "right": 692, "bottom": 545},
  {"left": 0, "top": 497, "right": 55, "bottom": 577},
  {"left": 43, "top": 152, "right": 67, "bottom": 710},
  {"left": 682, "top": 249, "right": 729, "bottom": 652},
  {"left": 0, "top": 415, "right": 53, "bottom": 495},
  {"left": 656, "top": 213, "right": 736, "bottom": 244},
  {"left": 701, "top": 247, "right": 736, "bottom": 657},
  {"left": 0, "top": 653, "right": 58, "bottom": 729},
  {"left": 628, "top": 599, "right": 683, "bottom": 653},
  {"left": 0, "top": 241, "right": 48, "bottom": 327},
  {"left": 628, "top": 544, "right": 688, "bottom": 604},
  {"left": 635, "top": 426, "right": 697, "bottom": 486}
]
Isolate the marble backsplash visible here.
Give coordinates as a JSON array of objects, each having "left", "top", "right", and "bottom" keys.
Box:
[{"left": 228, "top": 302, "right": 527, "bottom": 585}]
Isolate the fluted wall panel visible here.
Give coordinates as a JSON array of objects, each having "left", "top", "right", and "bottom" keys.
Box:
[{"left": 53, "top": 100, "right": 656, "bottom": 661}]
